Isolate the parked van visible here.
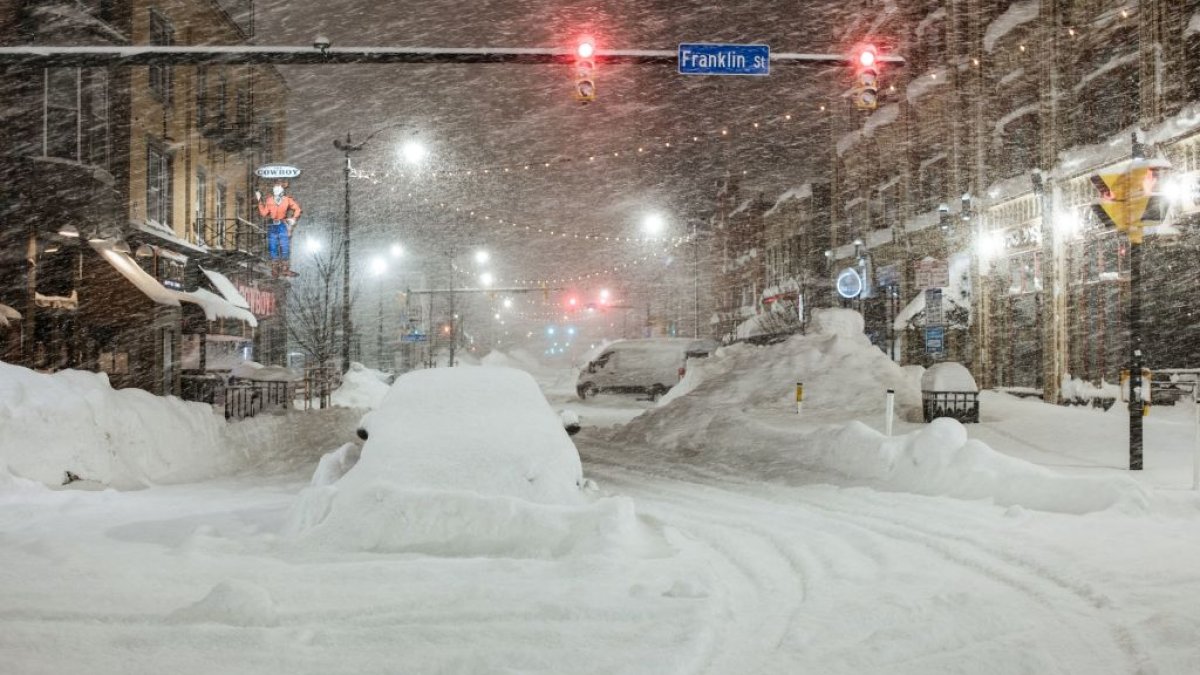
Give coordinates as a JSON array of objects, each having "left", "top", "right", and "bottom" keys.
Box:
[{"left": 576, "top": 338, "right": 719, "bottom": 400}]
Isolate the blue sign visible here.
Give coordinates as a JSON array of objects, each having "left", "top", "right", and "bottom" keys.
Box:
[
  {"left": 401, "top": 333, "right": 427, "bottom": 343},
  {"left": 678, "top": 43, "right": 770, "bottom": 76},
  {"left": 925, "top": 326, "right": 945, "bottom": 357}
]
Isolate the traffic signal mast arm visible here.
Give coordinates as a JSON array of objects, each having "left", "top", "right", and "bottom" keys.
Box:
[{"left": 0, "top": 44, "right": 906, "bottom": 68}]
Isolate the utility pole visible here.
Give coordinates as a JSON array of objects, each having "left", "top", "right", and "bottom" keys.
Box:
[
  {"left": 1128, "top": 136, "right": 1146, "bottom": 471},
  {"left": 693, "top": 220, "right": 701, "bottom": 338},
  {"left": 447, "top": 250, "right": 457, "bottom": 367},
  {"left": 332, "top": 133, "right": 358, "bottom": 373}
]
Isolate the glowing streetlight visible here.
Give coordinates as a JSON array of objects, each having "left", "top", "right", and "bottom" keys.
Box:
[
  {"left": 474, "top": 249, "right": 490, "bottom": 264},
  {"left": 390, "top": 243, "right": 404, "bottom": 258},
  {"left": 479, "top": 271, "right": 495, "bottom": 287},
  {"left": 400, "top": 140, "right": 427, "bottom": 165},
  {"left": 503, "top": 297, "right": 514, "bottom": 309},
  {"left": 642, "top": 213, "right": 667, "bottom": 236},
  {"left": 370, "top": 255, "right": 387, "bottom": 277},
  {"left": 304, "top": 236, "right": 323, "bottom": 254}
]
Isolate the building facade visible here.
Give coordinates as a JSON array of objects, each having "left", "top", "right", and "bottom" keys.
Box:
[{"left": 0, "top": 0, "right": 288, "bottom": 399}]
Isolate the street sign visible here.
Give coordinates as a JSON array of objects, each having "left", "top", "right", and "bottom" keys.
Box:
[
  {"left": 678, "top": 43, "right": 770, "bottom": 76},
  {"left": 925, "top": 326, "right": 945, "bottom": 357},
  {"left": 914, "top": 257, "right": 949, "bottom": 289},
  {"left": 924, "top": 288, "right": 944, "bottom": 326},
  {"left": 401, "top": 333, "right": 427, "bottom": 343},
  {"left": 255, "top": 164, "right": 301, "bottom": 179}
]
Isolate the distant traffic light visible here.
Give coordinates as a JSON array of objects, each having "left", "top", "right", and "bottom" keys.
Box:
[
  {"left": 853, "top": 45, "right": 880, "bottom": 111},
  {"left": 575, "top": 38, "right": 596, "bottom": 103}
]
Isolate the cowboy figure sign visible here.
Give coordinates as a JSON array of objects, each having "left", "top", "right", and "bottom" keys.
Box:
[{"left": 256, "top": 179, "right": 302, "bottom": 276}]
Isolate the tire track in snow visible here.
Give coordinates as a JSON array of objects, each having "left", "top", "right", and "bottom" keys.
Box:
[{"left": 585, "top": 454, "right": 1154, "bottom": 674}]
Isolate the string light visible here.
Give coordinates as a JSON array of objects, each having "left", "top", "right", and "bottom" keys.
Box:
[{"left": 509, "top": 241, "right": 685, "bottom": 286}]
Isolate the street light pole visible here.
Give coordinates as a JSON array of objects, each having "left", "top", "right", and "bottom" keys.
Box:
[
  {"left": 693, "top": 220, "right": 701, "bottom": 338},
  {"left": 447, "top": 251, "right": 457, "bottom": 367},
  {"left": 333, "top": 133, "right": 360, "bottom": 373}
]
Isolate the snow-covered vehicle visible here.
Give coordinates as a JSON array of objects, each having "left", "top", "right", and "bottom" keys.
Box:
[{"left": 576, "top": 338, "right": 719, "bottom": 401}]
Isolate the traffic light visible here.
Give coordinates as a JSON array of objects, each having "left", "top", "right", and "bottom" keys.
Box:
[
  {"left": 575, "top": 38, "right": 596, "bottom": 103},
  {"left": 853, "top": 45, "right": 879, "bottom": 111}
]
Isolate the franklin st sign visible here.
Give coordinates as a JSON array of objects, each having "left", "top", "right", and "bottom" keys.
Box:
[{"left": 677, "top": 43, "right": 770, "bottom": 76}]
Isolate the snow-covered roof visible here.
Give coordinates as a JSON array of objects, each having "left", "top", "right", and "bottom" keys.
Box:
[
  {"left": 983, "top": 0, "right": 1040, "bottom": 53},
  {"left": 201, "top": 267, "right": 251, "bottom": 310},
  {"left": 994, "top": 103, "right": 1039, "bottom": 140}
]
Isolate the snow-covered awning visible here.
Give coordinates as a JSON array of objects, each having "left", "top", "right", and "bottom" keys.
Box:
[
  {"left": 894, "top": 292, "right": 926, "bottom": 330},
  {"left": 201, "top": 267, "right": 251, "bottom": 310},
  {"left": 179, "top": 289, "right": 258, "bottom": 328},
  {"left": 0, "top": 303, "right": 21, "bottom": 328},
  {"left": 92, "top": 241, "right": 257, "bottom": 327},
  {"left": 92, "top": 241, "right": 181, "bottom": 307}
]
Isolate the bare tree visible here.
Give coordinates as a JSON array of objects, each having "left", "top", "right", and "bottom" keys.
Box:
[{"left": 287, "top": 241, "right": 360, "bottom": 407}]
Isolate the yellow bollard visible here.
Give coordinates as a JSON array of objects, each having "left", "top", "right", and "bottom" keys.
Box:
[{"left": 796, "top": 382, "right": 804, "bottom": 414}]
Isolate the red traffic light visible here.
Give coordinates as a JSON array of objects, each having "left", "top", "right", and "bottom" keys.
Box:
[
  {"left": 577, "top": 39, "right": 595, "bottom": 59},
  {"left": 857, "top": 46, "right": 877, "bottom": 69}
]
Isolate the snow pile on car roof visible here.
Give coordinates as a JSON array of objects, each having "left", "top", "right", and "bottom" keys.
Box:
[
  {"left": 329, "top": 361, "right": 390, "bottom": 409},
  {"left": 616, "top": 309, "right": 1145, "bottom": 514},
  {"left": 290, "top": 366, "right": 653, "bottom": 557},
  {"left": 0, "top": 360, "right": 231, "bottom": 488}
]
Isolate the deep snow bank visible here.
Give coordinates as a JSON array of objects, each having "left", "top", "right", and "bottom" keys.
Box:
[
  {"left": 0, "top": 361, "right": 233, "bottom": 487},
  {"left": 329, "top": 362, "right": 390, "bottom": 409},
  {"left": 291, "top": 367, "right": 653, "bottom": 557},
  {"left": 0, "top": 360, "right": 361, "bottom": 488},
  {"left": 618, "top": 309, "right": 1146, "bottom": 514}
]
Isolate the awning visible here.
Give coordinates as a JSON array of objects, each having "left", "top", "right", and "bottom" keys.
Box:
[
  {"left": 92, "top": 240, "right": 181, "bottom": 307},
  {"left": 179, "top": 289, "right": 258, "bottom": 327},
  {"left": 201, "top": 267, "right": 251, "bottom": 310},
  {"left": 893, "top": 292, "right": 926, "bottom": 330},
  {"left": 92, "top": 241, "right": 257, "bottom": 327},
  {"left": 0, "top": 303, "right": 21, "bottom": 328}
]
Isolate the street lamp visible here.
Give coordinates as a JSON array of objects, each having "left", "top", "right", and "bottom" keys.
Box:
[
  {"left": 371, "top": 255, "right": 389, "bottom": 370},
  {"left": 332, "top": 125, "right": 417, "bottom": 372},
  {"left": 642, "top": 213, "right": 667, "bottom": 237},
  {"left": 474, "top": 249, "right": 490, "bottom": 264},
  {"left": 390, "top": 243, "right": 404, "bottom": 258}
]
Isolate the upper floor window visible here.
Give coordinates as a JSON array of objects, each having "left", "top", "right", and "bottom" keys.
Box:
[
  {"left": 147, "top": 140, "right": 173, "bottom": 226},
  {"left": 195, "top": 67, "right": 207, "bottom": 128},
  {"left": 43, "top": 68, "right": 110, "bottom": 168},
  {"left": 149, "top": 10, "right": 175, "bottom": 103}
]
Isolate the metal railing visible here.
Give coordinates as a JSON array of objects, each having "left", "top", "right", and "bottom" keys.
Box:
[
  {"left": 193, "top": 217, "right": 267, "bottom": 257},
  {"left": 224, "top": 380, "right": 291, "bottom": 420}
]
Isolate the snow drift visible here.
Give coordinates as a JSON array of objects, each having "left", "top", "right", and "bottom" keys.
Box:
[
  {"left": 0, "top": 361, "right": 233, "bottom": 488},
  {"left": 328, "top": 361, "right": 391, "bottom": 409},
  {"left": 290, "top": 366, "right": 654, "bottom": 557},
  {"left": 617, "top": 309, "right": 1146, "bottom": 514},
  {"left": 0, "top": 360, "right": 361, "bottom": 488}
]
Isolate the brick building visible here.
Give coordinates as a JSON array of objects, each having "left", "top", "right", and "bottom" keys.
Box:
[{"left": 0, "top": 0, "right": 289, "bottom": 398}]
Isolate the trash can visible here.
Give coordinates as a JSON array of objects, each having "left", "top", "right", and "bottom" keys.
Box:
[{"left": 921, "top": 362, "right": 979, "bottom": 423}]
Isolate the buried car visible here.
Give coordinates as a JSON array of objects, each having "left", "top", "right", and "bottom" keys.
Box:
[
  {"left": 347, "top": 366, "right": 585, "bottom": 504},
  {"left": 576, "top": 338, "right": 719, "bottom": 400}
]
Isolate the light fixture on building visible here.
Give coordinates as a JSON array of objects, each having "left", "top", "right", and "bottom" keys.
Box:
[
  {"left": 43, "top": 242, "right": 61, "bottom": 254},
  {"left": 57, "top": 225, "right": 80, "bottom": 238},
  {"left": 112, "top": 239, "right": 132, "bottom": 255},
  {"left": 135, "top": 244, "right": 155, "bottom": 258}
]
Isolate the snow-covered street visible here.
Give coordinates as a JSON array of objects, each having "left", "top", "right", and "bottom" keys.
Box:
[
  {"left": 3, "top": 430, "right": 1199, "bottom": 674},
  {"left": 4, "top": 315, "right": 1200, "bottom": 674}
]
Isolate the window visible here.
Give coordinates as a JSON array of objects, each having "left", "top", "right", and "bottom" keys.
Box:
[
  {"left": 879, "top": 181, "right": 901, "bottom": 228},
  {"left": 195, "top": 67, "right": 207, "bottom": 128},
  {"left": 84, "top": 69, "right": 110, "bottom": 168},
  {"left": 44, "top": 68, "right": 79, "bottom": 160},
  {"left": 215, "top": 183, "right": 227, "bottom": 246},
  {"left": 147, "top": 141, "right": 173, "bottom": 226},
  {"left": 216, "top": 72, "right": 228, "bottom": 126},
  {"left": 195, "top": 168, "right": 207, "bottom": 244},
  {"left": 80, "top": 0, "right": 116, "bottom": 23},
  {"left": 919, "top": 156, "right": 948, "bottom": 211},
  {"left": 149, "top": 10, "right": 174, "bottom": 103}
]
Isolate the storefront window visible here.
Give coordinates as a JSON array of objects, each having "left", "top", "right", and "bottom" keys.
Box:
[{"left": 1007, "top": 251, "right": 1042, "bottom": 295}]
